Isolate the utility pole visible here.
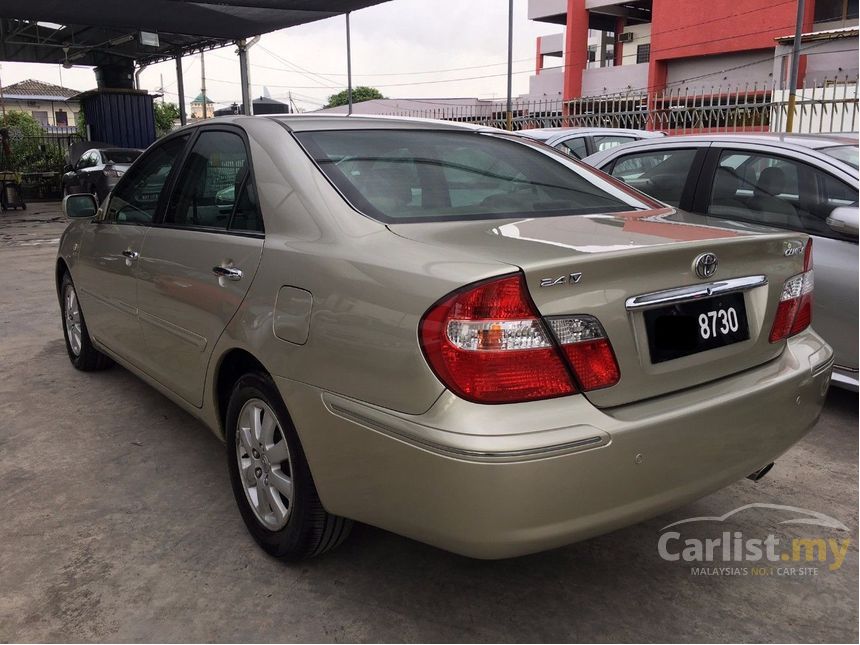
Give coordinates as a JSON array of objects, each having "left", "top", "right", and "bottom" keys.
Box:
[
  {"left": 200, "top": 50, "right": 208, "bottom": 120},
  {"left": 506, "top": 0, "right": 514, "bottom": 131},
  {"left": 160, "top": 73, "right": 165, "bottom": 103},
  {"left": 0, "top": 66, "right": 6, "bottom": 122},
  {"left": 785, "top": 0, "right": 806, "bottom": 133},
  {"left": 345, "top": 12, "right": 353, "bottom": 115}
]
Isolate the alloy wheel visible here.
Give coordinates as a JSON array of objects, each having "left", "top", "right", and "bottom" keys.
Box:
[{"left": 235, "top": 398, "right": 294, "bottom": 531}]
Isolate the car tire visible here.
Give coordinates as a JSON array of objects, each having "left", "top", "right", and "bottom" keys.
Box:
[
  {"left": 59, "top": 272, "right": 113, "bottom": 371},
  {"left": 226, "top": 372, "right": 352, "bottom": 559}
]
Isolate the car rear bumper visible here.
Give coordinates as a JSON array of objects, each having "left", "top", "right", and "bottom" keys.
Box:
[{"left": 275, "top": 330, "right": 833, "bottom": 559}]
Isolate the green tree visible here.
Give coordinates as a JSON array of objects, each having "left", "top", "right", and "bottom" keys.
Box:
[
  {"left": 0, "top": 111, "right": 46, "bottom": 172},
  {"left": 325, "top": 86, "right": 384, "bottom": 108},
  {"left": 154, "top": 102, "right": 181, "bottom": 137}
]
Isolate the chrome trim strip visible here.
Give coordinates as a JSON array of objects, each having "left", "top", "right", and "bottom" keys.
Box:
[
  {"left": 625, "top": 275, "right": 768, "bottom": 311},
  {"left": 812, "top": 357, "right": 835, "bottom": 378}
]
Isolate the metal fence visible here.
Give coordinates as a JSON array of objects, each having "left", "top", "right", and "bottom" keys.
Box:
[
  {"left": 378, "top": 76, "right": 859, "bottom": 135},
  {"left": 0, "top": 126, "right": 82, "bottom": 199}
]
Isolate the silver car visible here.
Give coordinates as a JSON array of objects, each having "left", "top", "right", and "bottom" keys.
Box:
[
  {"left": 584, "top": 133, "right": 859, "bottom": 391},
  {"left": 57, "top": 116, "right": 832, "bottom": 560},
  {"left": 510, "top": 127, "right": 665, "bottom": 159}
]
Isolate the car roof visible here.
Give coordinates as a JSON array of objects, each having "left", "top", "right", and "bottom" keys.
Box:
[
  {"left": 510, "top": 127, "right": 659, "bottom": 141},
  {"left": 595, "top": 132, "right": 857, "bottom": 150}
]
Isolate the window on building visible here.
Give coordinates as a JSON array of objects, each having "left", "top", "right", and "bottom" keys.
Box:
[
  {"left": 55, "top": 110, "right": 68, "bottom": 126},
  {"left": 31, "top": 110, "right": 49, "bottom": 126},
  {"left": 636, "top": 44, "right": 651, "bottom": 64},
  {"left": 814, "top": 0, "right": 859, "bottom": 22}
]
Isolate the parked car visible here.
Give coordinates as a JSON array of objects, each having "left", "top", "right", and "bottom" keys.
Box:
[
  {"left": 62, "top": 147, "right": 143, "bottom": 201},
  {"left": 584, "top": 133, "right": 858, "bottom": 391},
  {"left": 510, "top": 127, "right": 665, "bottom": 159},
  {"left": 57, "top": 116, "right": 832, "bottom": 560}
]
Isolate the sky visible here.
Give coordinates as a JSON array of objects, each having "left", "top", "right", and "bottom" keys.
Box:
[{"left": 0, "top": 0, "right": 563, "bottom": 112}]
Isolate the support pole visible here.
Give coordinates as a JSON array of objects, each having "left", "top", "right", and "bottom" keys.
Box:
[
  {"left": 345, "top": 12, "right": 353, "bottom": 115},
  {"left": 175, "top": 55, "right": 186, "bottom": 126},
  {"left": 200, "top": 50, "right": 207, "bottom": 120},
  {"left": 506, "top": 0, "right": 514, "bottom": 130},
  {"left": 786, "top": 0, "right": 806, "bottom": 133},
  {"left": 238, "top": 39, "right": 252, "bottom": 116}
]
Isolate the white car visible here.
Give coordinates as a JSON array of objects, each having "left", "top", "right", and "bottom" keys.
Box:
[
  {"left": 510, "top": 127, "right": 665, "bottom": 159},
  {"left": 584, "top": 133, "right": 859, "bottom": 391}
]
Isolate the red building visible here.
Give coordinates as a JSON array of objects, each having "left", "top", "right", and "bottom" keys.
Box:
[{"left": 529, "top": 0, "right": 858, "bottom": 103}]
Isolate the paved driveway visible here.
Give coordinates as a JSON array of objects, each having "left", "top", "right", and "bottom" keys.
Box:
[{"left": 1, "top": 203, "right": 857, "bottom": 643}]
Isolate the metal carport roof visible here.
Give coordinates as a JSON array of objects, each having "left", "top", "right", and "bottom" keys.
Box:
[{"left": 1, "top": 0, "right": 388, "bottom": 121}]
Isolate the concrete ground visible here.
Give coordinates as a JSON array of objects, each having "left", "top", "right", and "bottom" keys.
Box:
[{"left": 1, "top": 203, "right": 857, "bottom": 643}]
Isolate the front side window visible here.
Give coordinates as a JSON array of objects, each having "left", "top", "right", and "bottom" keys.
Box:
[
  {"left": 609, "top": 148, "right": 698, "bottom": 206},
  {"left": 164, "top": 130, "right": 251, "bottom": 230},
  {"left": 296, "top": 130, "right": 648, "bottom": 223},
  {"left": 106, "top": 134, "right": 189, "bottom": 224},
  {"left": 707, "top": 149, "right": 858, "bottom": 240}
]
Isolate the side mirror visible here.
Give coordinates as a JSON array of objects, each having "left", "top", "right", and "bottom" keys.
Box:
[
  {"left": 62, "top": 193, "right": 98, "bottom": 219},
  {"left": 63, "top": 164, "right": 74, "bottom": 173},
  {"left": 826, "top": 206, "right": 859, "bottom": 237}
]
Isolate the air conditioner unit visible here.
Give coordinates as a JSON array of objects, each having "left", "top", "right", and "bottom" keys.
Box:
[{"left": 618, "top": 32, "right": 634, "bottom": 43}]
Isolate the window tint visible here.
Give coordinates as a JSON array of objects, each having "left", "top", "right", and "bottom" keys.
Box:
[
  {"left": 106, "top": 135, "right": 189, "bottom": 224},
  {"left": 164, "top": 130, "right": 249, "bottom": 230},
  {"left": 594, "top": 135, "right": 635, "bottom": 152},
  {"left": 609, "top": 148, "right": 698, "bottom": 206},
  {"left": 229, "top": 179, "right": 264, "bottom": 233},
  {"left": 555, "top": 137, "right": 588, "bottom": 160},
  {"left": 296, "top": 130, "right": 648, "bottom": 222},
  {"left": 707, "top": 150, "right": 858, "bottom": 240}
]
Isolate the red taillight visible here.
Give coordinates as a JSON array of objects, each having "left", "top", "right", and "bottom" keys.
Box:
[
  {"left": 769, "top": 240, "right": 814, "bottom": 343},
  {"left": 419, "top": 274, "right": 619, "bottom": 403}
]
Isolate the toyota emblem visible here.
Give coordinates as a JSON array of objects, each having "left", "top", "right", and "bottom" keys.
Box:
[{"left": 693, "top": 252, "right": 718, "bottom": 279}]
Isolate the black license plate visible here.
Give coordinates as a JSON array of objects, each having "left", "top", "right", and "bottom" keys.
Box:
[{"left": 643, "top": 292, "right": 749, "bottom": 364}]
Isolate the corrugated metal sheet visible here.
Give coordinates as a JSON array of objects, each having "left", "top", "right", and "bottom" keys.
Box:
[{"left": 82, "top": 92, "right": 156, "bottom": 149}]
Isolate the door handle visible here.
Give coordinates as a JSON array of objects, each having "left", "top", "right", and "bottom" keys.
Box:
[
  {"left": 121, "top": 249, "right": 139, "bottom": 260},
  {"left": 212, "top": 266, "right": 243, "bottom": 281}
]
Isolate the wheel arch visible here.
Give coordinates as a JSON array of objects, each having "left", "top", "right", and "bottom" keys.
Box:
[
  {"left": 55, "top": 257, "right": 70, "bottom": 301},
  {"left": 213, "top": 347, "right": 270, "bottom": 438}
]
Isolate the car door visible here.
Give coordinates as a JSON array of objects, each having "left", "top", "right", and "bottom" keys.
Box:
[
  {"left": 698, "top": 144, "right": 859, "bottom": 372},
  {"left": 74, "top": 134, "right": 191, "bottom": 364},
  {"left": 135, "top": 127, "right": 265, "bottom": 407}
]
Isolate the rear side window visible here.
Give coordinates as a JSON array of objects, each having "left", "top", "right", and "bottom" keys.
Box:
[
  {"left": 164, "top": 130, "right": 251, "bottom": 231},
  {"left": 594, "top": 135, "right": 635, "bottom": 152},
  {"left": 296, "top": 130, "right": 647, "bottom": 223},
  {"left": 609, "top": 148, "right": 698, "bottom": 206},
  {"left": 555, "top": 137, "right": 588, "bottom": 160}
]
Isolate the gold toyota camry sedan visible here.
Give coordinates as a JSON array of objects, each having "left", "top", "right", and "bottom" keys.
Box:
[{"left": 57, "top": 115, "right": 833, "bottom": 560}]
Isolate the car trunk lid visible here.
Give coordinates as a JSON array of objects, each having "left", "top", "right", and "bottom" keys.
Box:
[{"left": 390, "top": 209, "right": 809, "bottom": 407}]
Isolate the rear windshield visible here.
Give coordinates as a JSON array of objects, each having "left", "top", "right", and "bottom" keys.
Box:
[
  {"left": 821, "top": 145, "right": 859, "bottom": 169},
  {"left": 103, "top": 150, "right": 141, "bottom": 164},
  {"left": 295, "top": 129, "right": 651, "bottom": 223}
]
